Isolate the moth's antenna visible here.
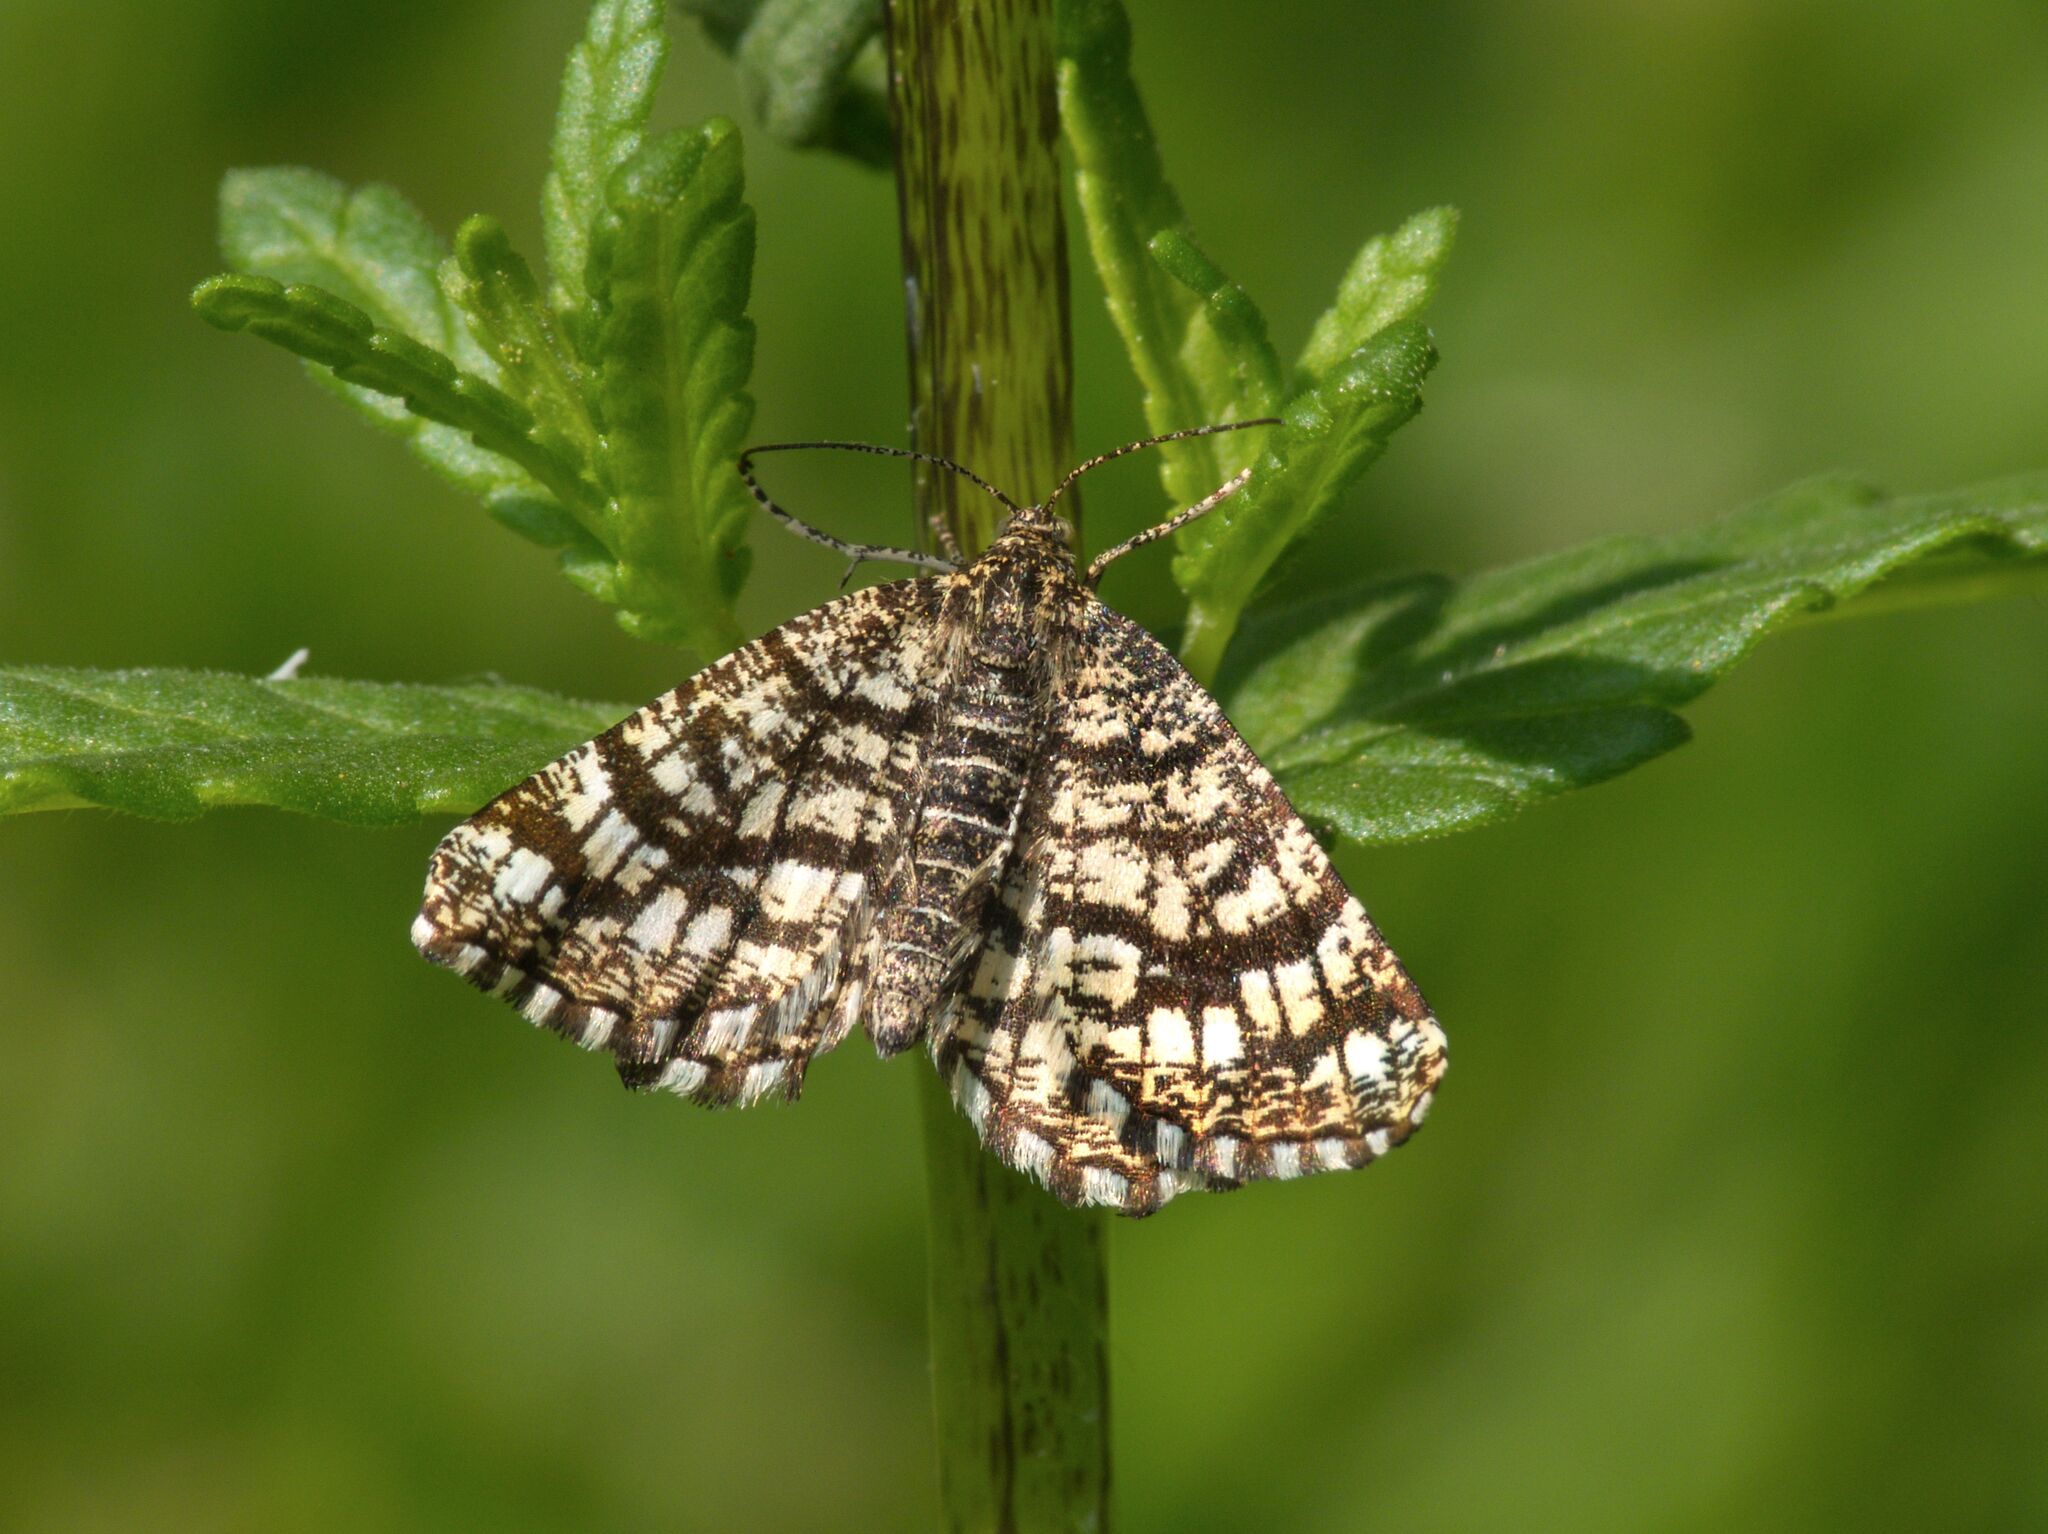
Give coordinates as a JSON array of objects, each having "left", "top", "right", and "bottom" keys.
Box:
[
  {"left": 740, "top": 440, "right": 1024, "bottom": 515},
  {"left": 1041, "top": 418, "right": 1280, "bottom": 521},
  {"left": 927, "top": 511, "right": 965, "bottom": 564},
  {"left": 738, "top": 443, "right": 974, "bottom": 574},
  {"left": 1085, "top": 468, "right": 1254, "bottom": 586},
  {"left": 740, "top": 440, "right": 1030, "bottom": 574}
]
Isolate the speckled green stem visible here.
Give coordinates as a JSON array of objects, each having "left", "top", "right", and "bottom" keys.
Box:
[
  {"left": 885, "top": 3, "right": 1113, "bottom": 1530},
  {"left": 915, "top": 1080, "right": 1112, "bottom": 1531},
  {"left": 888, "top": 0, "right": 1078, "bottom": 553}
]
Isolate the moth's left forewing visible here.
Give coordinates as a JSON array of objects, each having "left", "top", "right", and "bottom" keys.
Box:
[
  {"left": 939, "top": 598, "right": 1446, "bottom": 1214},
  {"left": 414, "top": 578, "right": 949, "bottom": 1104}
]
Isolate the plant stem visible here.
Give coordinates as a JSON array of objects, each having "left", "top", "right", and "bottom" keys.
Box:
[
  {"left": 887, "top": 0, "right": 1078, "bottom": 552},
  {"left": 917, "top": 1077, "right": 1112, "bottom": 1532},
  {"left": 884, "top": 3, "right": 1113, "bottom": 1530}
]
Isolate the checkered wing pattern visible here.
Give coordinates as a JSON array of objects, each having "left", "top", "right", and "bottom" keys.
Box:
[
  {"left": 935, "top": 600, "right": 1447, "bottom": 1214},
  {"left": 413, "top": 578, "right": 947, "bottom": 1105}
]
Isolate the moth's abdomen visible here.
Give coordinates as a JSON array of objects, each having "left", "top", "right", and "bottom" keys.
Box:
[{"left": 863, "top": 641, "right": 1042, "bottom": 1054}]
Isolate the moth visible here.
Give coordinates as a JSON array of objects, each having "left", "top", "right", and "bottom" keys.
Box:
[{"left": 413, "top": 423, "right": 1446, "bottom": 1214}]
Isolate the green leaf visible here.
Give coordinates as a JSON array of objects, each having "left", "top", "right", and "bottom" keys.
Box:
[
  {"left": 444, "top": 215, "right": 602, "bottom": 480},
  {"left": 584, "top": 117, "right": 758, "bottom": 653},
  {"left": 1058, "top": 0, "right": 1280, "bottom": 509},
  {"left": 544, "top": 0, "right": 670, "bottom": 326},
  {"left": 1176, "top": 322, "right": 1437, "bottom": 682},
  {"left": 1296, "top": 206, "right": 1457, "bottom": 387},
  {"left": 1225, "top": 474, "right": 2048, "bottom": 846},
  {"left": 212, "top": 168, "right": 563, "bottom": 520},
  {"left": 678, "top": 0, "right": 890, "bottom": 165},
  {"left": 0, "top": 668, "right": 622, "bottom": 825},
  {"left": 218, "top": 168, "right": 490, "bottom": 372},
  {"left": 1147, "top": 229, "right": 1285, "bottom": 425},
  {"left": 1058, "top": 0, "right": 1450, "bottom": 677},
  {"left": 192, "top": 275, "right": 608, "bottom": 562},
  {"left": 200, "top": 13, "right": 768, "bottom": 652}
]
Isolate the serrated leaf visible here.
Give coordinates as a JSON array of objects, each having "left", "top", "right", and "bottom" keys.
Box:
[
  {"left": 584, "top": 117, "right": 758, "bottom": 653},
  {"left": 1059, "top": 0, "right": 1448, "bottom": 677},
  {"left": 544, "top": 0, "right": 669, "bottom": 326},
  {"left": 1296, "top": 206, "right": 1457, "bottom": 387},
  {"left": 218, "top": 168, "right": 491, "bottom": 373},
  {"left": 1058, "top": 0, "right": 1278, "bottom": 511},
  {"left": 201, "top": 23, "right": 767, "bottom": 651},
  {"left": 1176, "top": 322, "right": 1437, "bottom": 681},
  {"left": 193, "top": 275, "right": 607, "bottom": 554},
  {"left": 681, "top": 0, "right": 890, "bottom": 164},
  {"left": 444, "top": 214, "right": 601, "bottom": 475},
  {"left": 0, "top": 668, "right": 622, "bottom": 825},
  {"left": 213, "top": 168, "right": 559, "bottom": 520},
  {"left": 1148, "top": 229, "right": 1285, "bottom": 426},
  {"left": 1225, "top": 474, "right": 2048, "bottom": 846},
  {"left": 738, "top": 1, "right": 883, "bottom": 160},
  {"left": 213, "top": 174, "right": 553, "bottom": 550}
]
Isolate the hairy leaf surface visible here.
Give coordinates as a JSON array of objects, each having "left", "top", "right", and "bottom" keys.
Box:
[
  {"left": 1224, "top": 474, "right": 2048, "bottom": 843},
  {"left": 0, "top": 669, "right": 620, "bottom": 824}
]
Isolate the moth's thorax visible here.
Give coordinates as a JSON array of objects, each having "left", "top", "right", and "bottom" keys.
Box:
[
  {"left": 959, "top": 511, "right": 1085, "bottom": 655},
  {"left": 975, "top": 508, "right": 1079, "bottom": 598}
]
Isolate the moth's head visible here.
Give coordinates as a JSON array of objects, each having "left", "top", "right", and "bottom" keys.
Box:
[{"left": 998, "top": 503, "right": 1075, "bottom": 550}]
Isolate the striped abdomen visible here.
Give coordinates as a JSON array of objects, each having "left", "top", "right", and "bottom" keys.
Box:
[{"left": 863, "top": 575, "right": 1051, "bottom": 1053}]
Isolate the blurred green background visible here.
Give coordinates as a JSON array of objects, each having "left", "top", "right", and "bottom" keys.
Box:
[{"left": 4, "top": 2, "right": 2046, "bottom": 1529}]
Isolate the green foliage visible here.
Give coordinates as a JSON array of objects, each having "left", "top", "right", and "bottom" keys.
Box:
[
  {"left": 1057, "top": 0, "right": 1267, "bottom": 512},
  {"left": 0, "top": 668, "right": 619, "bottom": 824},
  {"left": 1175, "top": 319, "right": 1438, "bottom": 682},
  {"left": 11, "top": 479, "right": 2039, "bottom": 841},
  {"left": 192, "top": 272, "right": 604, "bottom": 546},
  {"left": 544, "top": 0, "right": 671, "bottom": 325},
  {"left": 206, "top": 171, "right": 559, "bottom": 527},
  {"left": 1295, "top": 207, "right": 1458, "bottom": 387},
  {"left": 1057, "top": 0, "right": 1455, "bottom": 678},
  {"left": 192, "top": 0, "right": 755, "bottom": 657},
  {"left": 33, "top": 0, "right": 2048, "bottom": 866},
  {"left": 215, "top": 169, "right": 488, "bottom": 369},
  {"left": 1226, "top": 474, "right": 2048, "bottom": 844},
  {"left": 584, "top": 119, "right": 760, "bottom": 646},
  {"left": 675, "top": 0, "right": 891, "bottom": 164},
  {"left": 447, "top": 216, "right": 601, "bottom": 474}
]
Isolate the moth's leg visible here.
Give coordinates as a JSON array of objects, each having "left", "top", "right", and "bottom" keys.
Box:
[
  {"left": 738, "top": 450, "right": 958, "bottom": 575},
  {"left": 928, "top": 511, "right": 965, "bottom": 565},
  {"left": 1085, "top": 466, "right": 1254, "bottom": 585}
]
